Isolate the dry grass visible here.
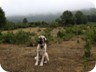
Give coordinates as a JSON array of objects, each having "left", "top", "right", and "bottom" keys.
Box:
[
  {"left": 0, "top": 40, "right": 95, "bottom": 72},
  {"left": 0, "top": 27, "right": 96, "bottom": 72},
  {"left": 2, "top": 27, "right": 46, "bottom": 35}
]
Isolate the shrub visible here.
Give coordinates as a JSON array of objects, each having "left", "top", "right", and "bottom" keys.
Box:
[
  {"left": 44, "top": 28, "right": 53, "bottom": 33},
  {"left": 57, "top": 31, "right": 64, "bottom": 39},
  {"left": 15, "top": 30, "right": 32, "bottom": 44},
  {"left": 34, "top": 35, "right": 39, "bottom": 46},
  {"left": 57, "top": 30, "right": 74, "bottom": 41},
  {"left": 65, "top": 25, "right": 83, "bottom": 35},
  {"left": 92, "top": 28, "right": 96, "bottom": 43},
  {"left": 2, "top": 32, "right": 16, "bottom": 44},
  {"left": 83, "top": 39, "right": 91, "bottom": 58},
  {"left": 63, "top": 33, "right": 74, "bottom": 41},
  {"left": 42, "top": 29, "right": 53, "bottom": 43},
  {"left": 0, "top": 31, "right": 34, "bottom": 45},
  {"left": 49, "top": 22, "right": 59, "bottom": 28},
  {"left": 82, "top": 30, "right": 93, "bottom": 60},
  {"left": 0, "top": 32, "right": 3, "bottom": 43},
  {"left": 37, "top": 28, "right": 41, "bottom": 32},
  {"left": 84, "top": 29, "right": 95, "bottom": 44}
]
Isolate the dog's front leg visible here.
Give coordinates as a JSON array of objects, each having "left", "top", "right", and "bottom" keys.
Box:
[
  {"left": 35, "top": 44, "right": 40, "bottom": 66},
  {"left": 40, "top": 53, "right": 45, "bottom": 66},
  {"left": 35, "top": 53, "right": 39, "bottom": 66}
]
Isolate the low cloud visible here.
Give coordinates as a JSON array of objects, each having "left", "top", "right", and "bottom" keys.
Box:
[{"left": 1, "top": 0, "right": 95, "bottom": 16}]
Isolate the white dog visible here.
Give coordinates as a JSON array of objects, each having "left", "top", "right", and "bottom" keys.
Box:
[{"left": 35, "top": 35, "right": 49, "bottom": 66}]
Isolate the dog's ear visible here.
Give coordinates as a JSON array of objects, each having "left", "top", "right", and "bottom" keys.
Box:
[
  {"left": 44, "top": 37, "right": 47, "bottom": 41},
  {"left": 44, "top": 37, "right": 47, "bottom": 43},
  {"left": 37, "top": 38, "right": 40, "bottom": 42}
]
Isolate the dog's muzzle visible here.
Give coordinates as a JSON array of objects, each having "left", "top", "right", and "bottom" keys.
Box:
[{"left": 40, "top": 44, "right": 44, "bottom": 49}]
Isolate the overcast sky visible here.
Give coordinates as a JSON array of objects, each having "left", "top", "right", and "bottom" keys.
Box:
[{"left": 0, "top": 0, "right": 95, "bottom": 16}]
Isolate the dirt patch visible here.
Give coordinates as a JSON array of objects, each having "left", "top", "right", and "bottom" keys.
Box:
[{"left": 0, "top": 40, "right": 95, "bottom": 72}]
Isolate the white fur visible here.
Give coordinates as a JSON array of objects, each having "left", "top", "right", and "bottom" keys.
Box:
[{"left": 35, "top": 36, "right": 49, "bottom": 66}]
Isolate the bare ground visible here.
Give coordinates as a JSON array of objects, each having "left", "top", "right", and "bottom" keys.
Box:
[{"left": 0, "top": 40, "right": 96, "bottom": 72}]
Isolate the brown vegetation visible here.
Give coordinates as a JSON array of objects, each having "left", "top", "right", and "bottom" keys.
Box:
[{"left": 0, "top": 40, "right": 95, "bottom": 72}]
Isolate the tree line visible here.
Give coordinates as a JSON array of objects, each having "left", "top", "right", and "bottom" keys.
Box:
[
  {"left": 0, "top": 7, "right": 96, "bottom": 30},
  {"left": 56, "top": 10, "right": 87, "bottom": 26}
]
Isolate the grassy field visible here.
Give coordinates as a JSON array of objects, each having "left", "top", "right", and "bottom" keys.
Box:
[
  {"left": 0, "top": 26, "right": 96, "bottom": 72},
  {"left": 1, "top": 27, "right": 46, "bottom": 35}
]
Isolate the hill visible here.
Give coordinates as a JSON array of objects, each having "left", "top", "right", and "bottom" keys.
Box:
[
  {"left": 6, "top": 8, "right": 96, "bottom": 23},
  {"left": 7, "top": 14, "right": 61, "bottom": 23},
  {"left": 7, "top": 8, "right": 96, "bottom": 22}
]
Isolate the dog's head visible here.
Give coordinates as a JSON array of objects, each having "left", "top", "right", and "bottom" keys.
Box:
[{"left": 38, "top": 35, "right": 47, "bottom": 44}]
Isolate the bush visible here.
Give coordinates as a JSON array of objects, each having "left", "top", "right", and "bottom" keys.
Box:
[
  {"left": 49, "top": 22, "right": 59, "bottom": 28},
  {"left": 0, "top": 31, "right": 32, "bottom": 45},
  {"left": 44, "top": 28, "right": 53, "bottom": 33},
  {"left": 84, "top": 29, "right": 95, "bottom": 44},
  {"left": 57, "top": 30, "right": 74, "bottom": 41},
  {"left": 0, "top": 32, "right": 3, "bottom": 43},
  {"left": 83, "top": 39, "right": 91, "bottom": 58},
  {"left": 37, "top": 28, "right": 41, "bottom": 32},
  {"left": 57, "top": 31, "right": 65, "bottom": 39},
  {"left": 42, "top": 29, "right": 53, "bottom": 43},
  {"left": 65, "top": 25, "right": 84, "bottom": 35},
  {"left": 33, "top": 35, "right": 39, "bottom": 46},
  {"left": 82, "top": 30, "right": 93, "bottom": 60},
  {"left": 2, "top": 32, "right": 16, "bottom": 44},
  {"left": 15, "top": 30, "right": 32, "bottom": 44},
  {"left": 92, "top": 28, "right": 96, "bottom": 42}
]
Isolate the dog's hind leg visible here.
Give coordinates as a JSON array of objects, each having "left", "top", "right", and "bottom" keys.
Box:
[
  {"left": 44, "top": 52, "right": 49, "bottom": 63},
  {"left": 34, "top": 56, "right": 38, "bottom": 60},
  {"left": 46, "top": 52, "right": 49, "bottom": 61}
]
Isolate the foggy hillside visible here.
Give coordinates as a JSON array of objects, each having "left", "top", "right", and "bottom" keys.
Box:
[
  {"left": 7, "top": 14, "right": 61, "bottom": 22},
  {"left": 7, "top": 8, "right": 96, "bottom": 23}
]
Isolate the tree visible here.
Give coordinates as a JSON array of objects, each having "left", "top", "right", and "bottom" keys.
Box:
[
  {"left": 0, "top": 7, "right": 6, "bottom": 28},
  {"left": 83, "top": 15, "right": 87, "bottom": 24},
  {"left": 58, "top": 10, "right": 75, "bottom": 26},
  {"left": 88, "top": 15, "right": 96, "bottom": 22},
  {"left": 75, "top": 11, "right": 87, "bottom": 24},
  {"left": 22, "top": 18, "right": 28, "bottom": 24}
]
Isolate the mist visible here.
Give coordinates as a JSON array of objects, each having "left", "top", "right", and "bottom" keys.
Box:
[{"left": 1, "top": 0, "right": 95, "bottom": 16}]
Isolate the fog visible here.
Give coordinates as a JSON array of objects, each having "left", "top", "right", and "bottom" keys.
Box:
[{"left": 1, "top": 0, "right": 95, "bottom": 16}]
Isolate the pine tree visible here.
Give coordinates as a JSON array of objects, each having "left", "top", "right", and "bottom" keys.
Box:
[
  {"left": 58, "top": 10, "right": 75, "bottom": 26},
  {"left": 75, "top": 11, "right": 87, "bottom": 24},
  {"left": 22, "top": 18, "right": 28, "bottom": 24},
  {"left": 0, "top": 7, "right": 6, "bottom": 28}
]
